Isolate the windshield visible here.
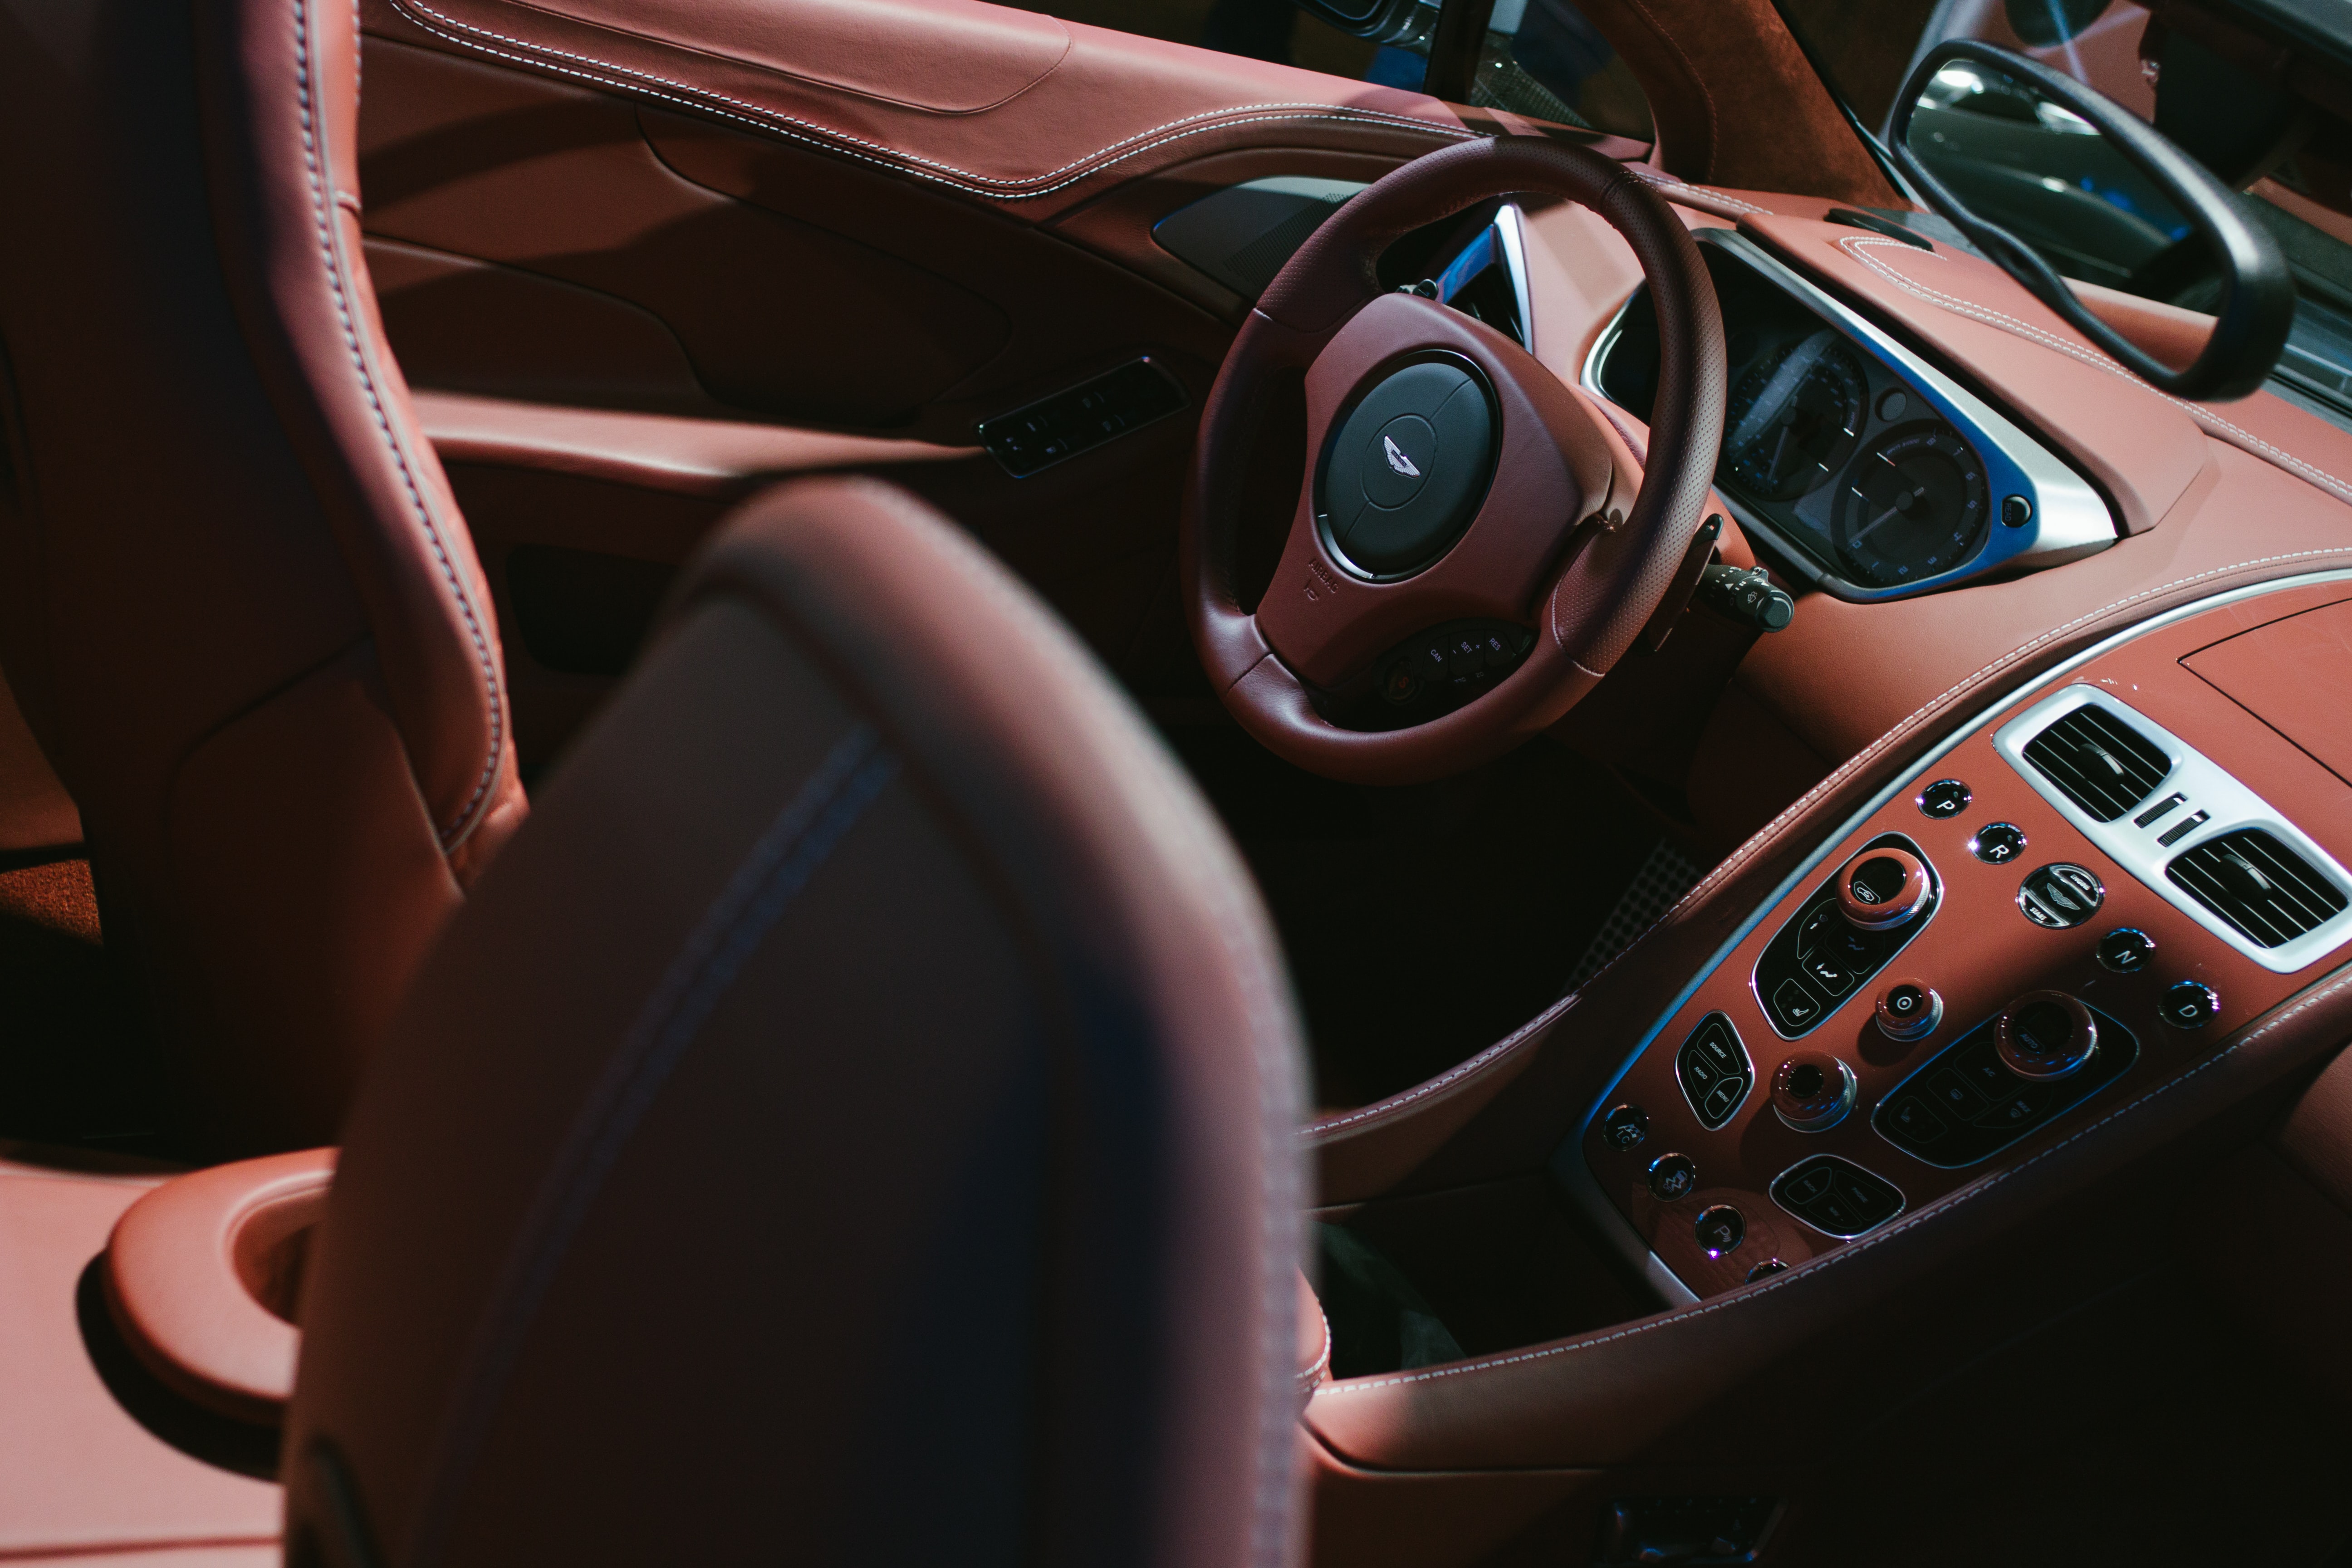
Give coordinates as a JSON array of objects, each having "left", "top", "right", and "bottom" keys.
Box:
[{"left": 1776, "top": 0, "right": 2352, "bottom": 421}]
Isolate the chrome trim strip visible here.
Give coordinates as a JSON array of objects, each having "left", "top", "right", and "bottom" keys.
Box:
[
  {"left": 1992, "top": 685, "right": 2352, "bottom": 974},
  {"left": 1550, "top": 569, "right": 2352, "bottom": 1301},
  {"left": 1494, "top": 203, "right": 1537, "bottom": 358},
  {"left": 1578, "top": 227, "right": 2116, "bottom": 601},
  {"left": 1866, "top": 1004, "right": 2143, "bottom": 1172},
  {"left": 1432, "top": 205, "right": 1535, "bottom": 353}
]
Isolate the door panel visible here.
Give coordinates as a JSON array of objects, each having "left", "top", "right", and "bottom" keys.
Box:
[
  {"left": 368, "top": 238, "right": 714, "bottom": 409},
  {"left": 359, "top": 41, "right": 1011, "bottom": 426},
  {"left": 358, "top": 0, "right": 1471, "bottom": 219},
  {"left": 353, "top": 0, "right": 1488, "bottom": 766}
]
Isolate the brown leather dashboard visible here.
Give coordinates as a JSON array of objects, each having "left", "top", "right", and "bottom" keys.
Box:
[{"left": 358, "top": 0, "right": 1480, "bottom": 217}]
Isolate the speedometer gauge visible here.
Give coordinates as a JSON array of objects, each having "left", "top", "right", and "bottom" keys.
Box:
[
  {"left": 1833, "top": 425, "right": 1990, "bottom": 588},
  {"left": 1723, "top": 330, "right": 1867, "bottom": 500}
]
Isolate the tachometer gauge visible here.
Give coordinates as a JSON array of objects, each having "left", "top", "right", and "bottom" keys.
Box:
[
  {"left": 1723, "top": 330, "right": 1868, "bottom": 500},
  {"left": 1834, "top": 425, "right": 1990, "bottom": 589}
]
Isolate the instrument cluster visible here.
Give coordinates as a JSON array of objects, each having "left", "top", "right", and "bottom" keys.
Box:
[{"left": 1586, "top": 227, "right": 2112, "bottom": 600}]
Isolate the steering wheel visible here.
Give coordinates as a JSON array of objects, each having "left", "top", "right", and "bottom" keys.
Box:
[{"left": 1181, "top": 137, "right": 1726, "bottom": 785}]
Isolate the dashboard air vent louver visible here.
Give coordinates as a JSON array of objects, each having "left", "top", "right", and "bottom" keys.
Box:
[
  {"left": 2167, "top": 829, "right": 2351, "bottom": 949},
  {"left": 2021, "top": 706, "right": 2171, "bottom": 821}
]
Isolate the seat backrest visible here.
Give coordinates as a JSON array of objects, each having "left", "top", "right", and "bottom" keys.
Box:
[
  {"left": 0, "top": 0, "right": 523, "bottom": 1150},
  {"left": 282, "top": 477, "right": 1309, "bottom": 1568}
]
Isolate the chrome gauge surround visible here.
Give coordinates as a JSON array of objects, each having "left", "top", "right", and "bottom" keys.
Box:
[
  {"left": 1581, "top": 227, "right": 2116, "bottom": 602},
  {"left": 1833, "top": 424, "right": 1992, "bottom": 588},
  {"left": 1993, "top": 684, "right": 2352, "bottom": 975}
]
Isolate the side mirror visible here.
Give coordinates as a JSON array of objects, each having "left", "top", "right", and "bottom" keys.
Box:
[
  {"left": 1293, "top": 0, "right": 1436, "bottom": 44},
  {"left": 1890, "top": 39, "right": 2293, "bottom": 402}
]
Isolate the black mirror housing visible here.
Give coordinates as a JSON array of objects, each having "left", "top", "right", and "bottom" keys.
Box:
[
  {"left": 1890, "top": 39, "right": 2294, "bottom": 402},
  {"left": 1292, "top": 0, "right": 1434, "bottom": 44}
]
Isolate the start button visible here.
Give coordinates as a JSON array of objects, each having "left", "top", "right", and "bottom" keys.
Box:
[{"left": 1318, "top": 359, "right": 1496, "bottom": 578}]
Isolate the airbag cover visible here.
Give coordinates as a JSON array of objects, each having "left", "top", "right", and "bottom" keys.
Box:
[{"left": 1320, "top": 360, "right": 1495, "bottom": 577}]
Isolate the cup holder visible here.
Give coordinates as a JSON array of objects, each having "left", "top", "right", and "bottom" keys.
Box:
[{"left": 102, "top": 1148, "right": 334, "bottom": 1426}]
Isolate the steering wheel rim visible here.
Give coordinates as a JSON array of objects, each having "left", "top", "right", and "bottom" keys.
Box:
[{"left": 1180, "top": 137, "right": 1726, "bottom": 786}]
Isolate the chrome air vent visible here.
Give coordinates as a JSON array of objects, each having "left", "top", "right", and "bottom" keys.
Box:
[
  {"left": 2168, "top": 830, "right": 2351, "bottom": 949},
  {"left": 2020, "top": 705, "right": 2172, "bottom": 821},
  {"left": 1994, "top": 685, "right": 2352, "bottom": 974}
]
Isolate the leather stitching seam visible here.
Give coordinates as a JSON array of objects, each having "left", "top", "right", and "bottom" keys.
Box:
[
  {"left": 1306, "top": 546, "right": 2352, "bottom": 1139},
  {"left": 381, "top": 0, "right": 1474, "bottom": 200},
  {"left": 1627, "top": 165, "right": 1771, "bottom": 216},
  {"left": 1298, "top": 1301, "right": 1333, "bottom": 1392},
  {"left": 296, "top": 0, "right": 505, "bottom": 846},
  {"left": 491, "top": 0, "right": 1078, "bottom": 119},
  {"left": 1690, "top": 185, "right": 1769, "bottom": 214},
  {"left": 1306, "top": 980, "right": 1582, "bottom": 1135},
  {"left": 1319, "top": 961, "right": 2352, "bottom": 1396},
  {"left": 1833, "top": 235, "right": 2352, "bottom": 507}
]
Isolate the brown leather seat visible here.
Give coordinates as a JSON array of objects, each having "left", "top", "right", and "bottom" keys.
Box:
[
  {"left": 283, "top": 476, "right": 1310, "bottom": 1566},
  {"left": 0, "top": 0, "right": 524, "bottom": 1151}
]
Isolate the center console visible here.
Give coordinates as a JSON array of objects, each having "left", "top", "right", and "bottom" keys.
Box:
[{"left": 1573, "top": 578, "right": 2352, "bottom": 1300}]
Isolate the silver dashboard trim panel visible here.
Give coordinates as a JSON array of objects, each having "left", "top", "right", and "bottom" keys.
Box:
[
  {"left": 1578, "top": 226, "right": 2116, "bottom": 601},
  {"left": 1992, "top": 684, "right": 2352, "bottom": 974},
  {"left": 1433, "top": 204, "right": 1535, "bottom": 354},
  {"left": 1549, "top": 569, "right": 2352, "bottom": 1303},
  {"left": 1493, "top": 203, "right": 1537, "bottom": 359}
]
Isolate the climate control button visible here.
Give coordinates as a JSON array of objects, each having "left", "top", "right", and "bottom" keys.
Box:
[
  {"left": 1833, "top": 846, "right": 1932, "bottom": 931},
  {"left": 1875, "top": 979, "right": 1943, "bottom": 1042},
  {"left": 1994, "top": 990, "right": 2098, "bottom": 1080},
  {"left": 1771, "top": 1051, "right": 1859, "bottom": 1132}
]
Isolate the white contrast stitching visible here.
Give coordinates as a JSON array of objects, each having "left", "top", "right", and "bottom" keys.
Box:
[
  {"left": 383, "top": 0, "right": 1472, "bottom": 200},
  {"left": 1305, "top": 544, "right": 2352, "bottom": 1141},
  {"left": 1834, "top": 235, "right": 2352, "bottom": 508},
  {"left": 1308, "top": 987, "right": 1581, "bottom": 1134},
  {"left": 1318, "top": 962, "right": 2352, "bottom": 1395},
  {"left": 299, "top": 0, "right": 505, "bottom": 844},
  {"left": 1624, "top": 164, "right": 1773, "bottom": 216},
  {"left": 1298, "top": 1301, "right": 1333, "bottom": 1392}
]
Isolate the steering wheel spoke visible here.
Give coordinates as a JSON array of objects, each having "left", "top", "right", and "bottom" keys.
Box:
[
  {"left": 1253, "top": 291, "right": 1617, "bottom": 690},
  {"left": 1181, "top": 137, "right": 1726, "bottom": 784}
]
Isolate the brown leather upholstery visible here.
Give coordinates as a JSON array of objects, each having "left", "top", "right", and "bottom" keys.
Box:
[
  {"left": 0, "top": 0, "right": 523, "bottom": 1152},
  {"left": 103, "top": 1148, "right": 336, "bottom": 1426},
  {"left": 284, "top": 477, "right": 1310, "bottom": 1566}
]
